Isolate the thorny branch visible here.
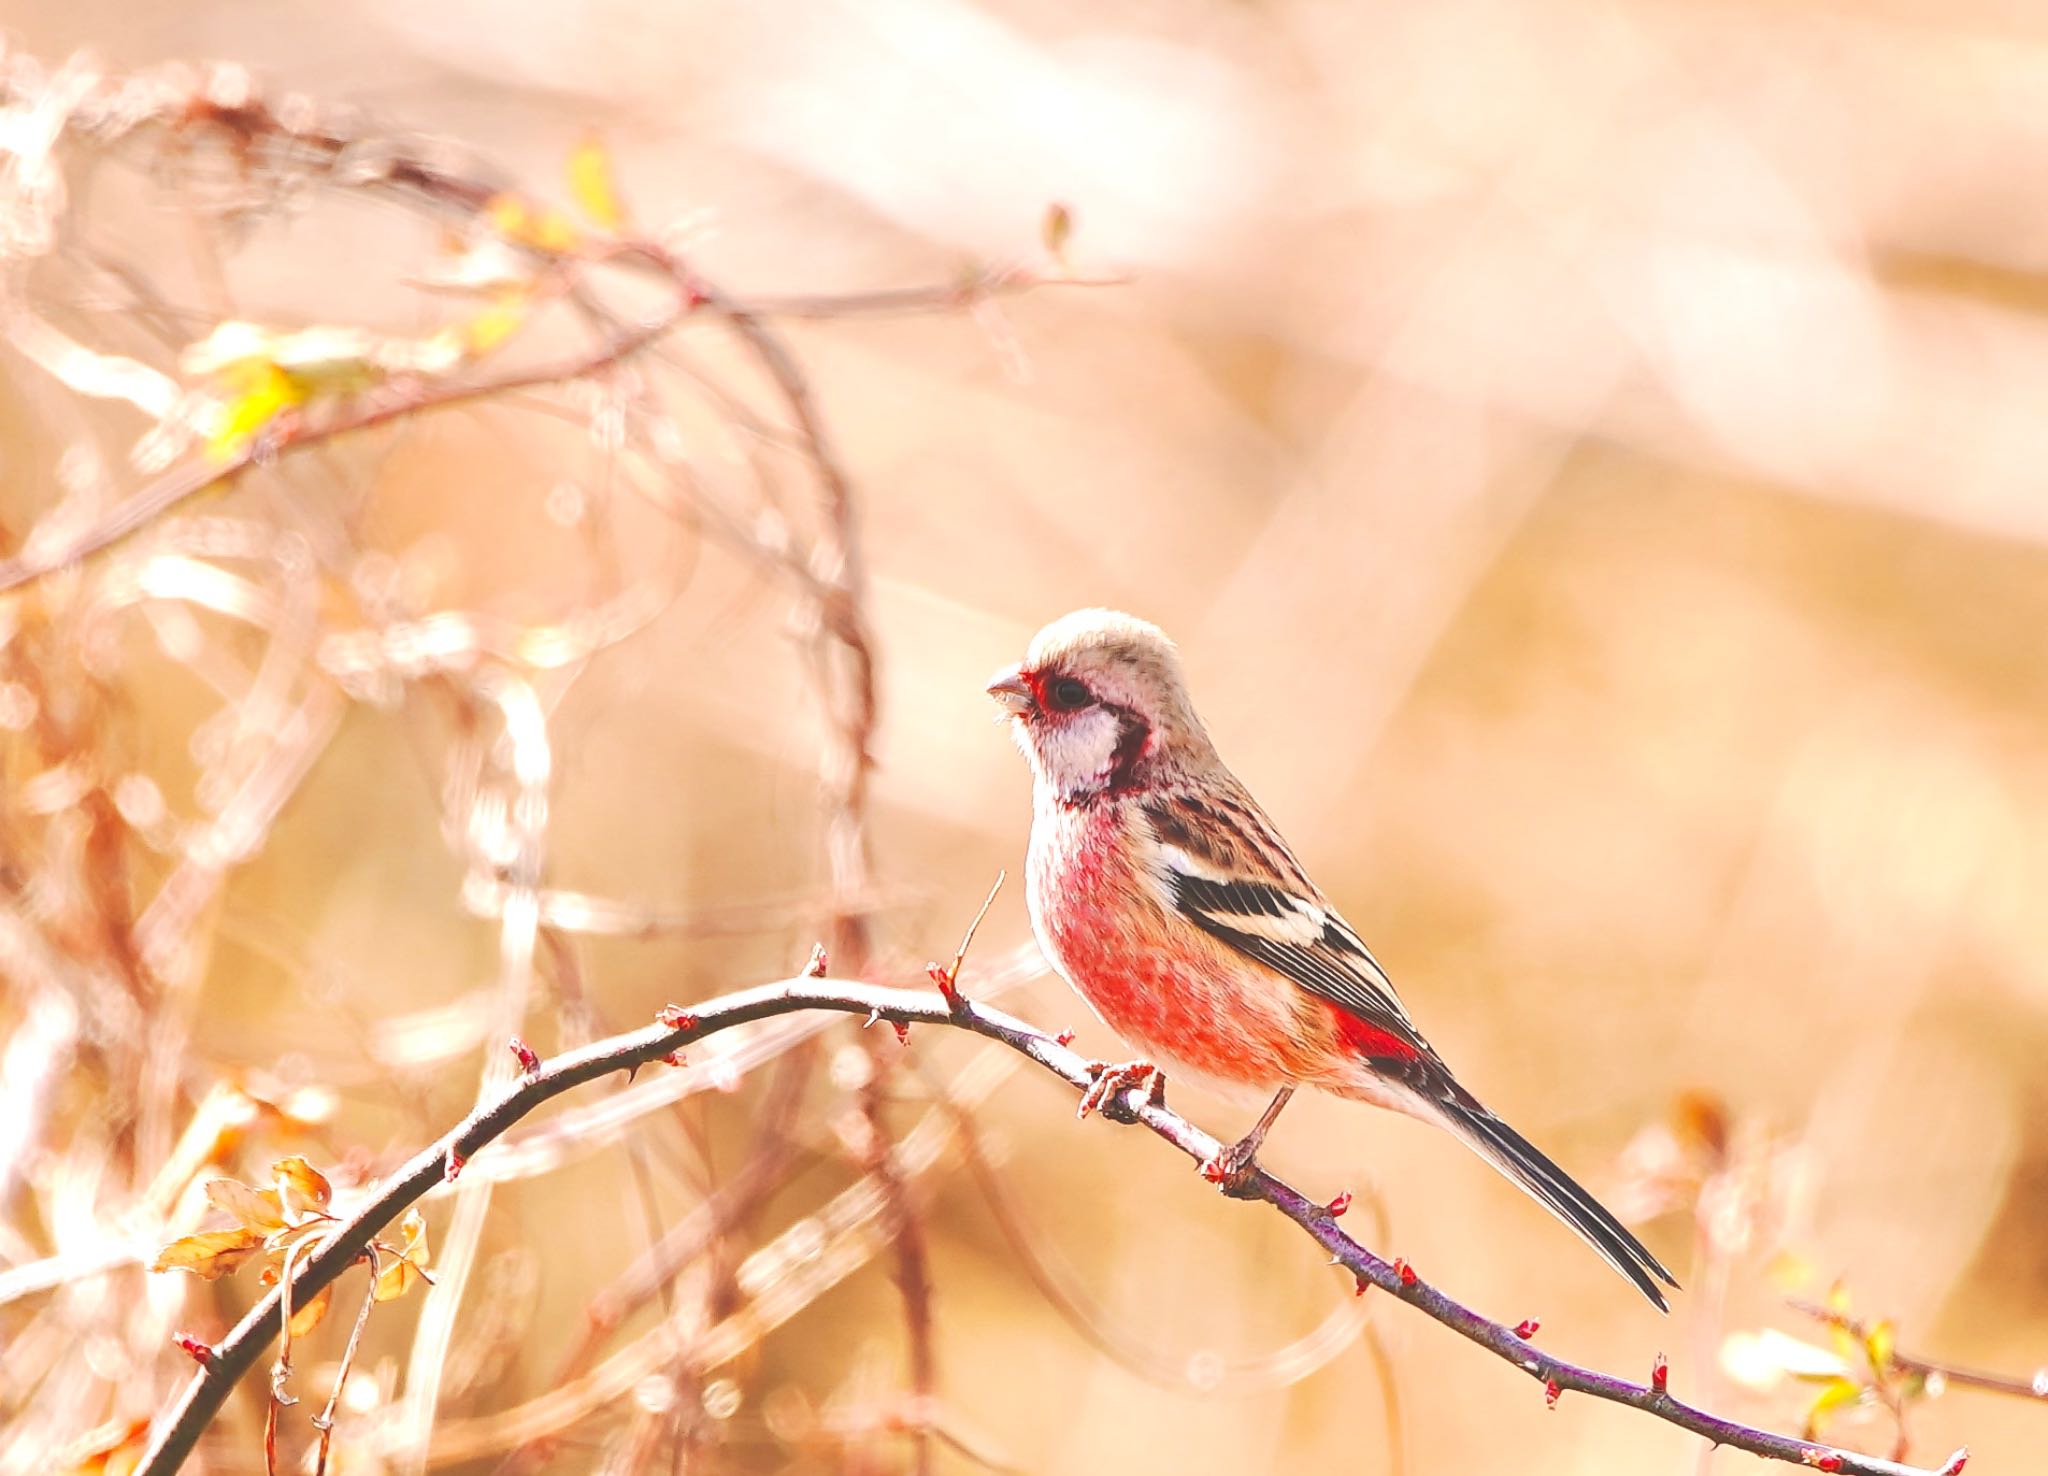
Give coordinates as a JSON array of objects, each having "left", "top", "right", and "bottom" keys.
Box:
[{"left": 139, "top": 973, "right": 1967, "bottom": 1476}]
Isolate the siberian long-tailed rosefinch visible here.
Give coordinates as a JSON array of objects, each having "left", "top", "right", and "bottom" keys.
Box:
[{"left": 988, "top": 608, "right": 1678, "bottom": 1309}]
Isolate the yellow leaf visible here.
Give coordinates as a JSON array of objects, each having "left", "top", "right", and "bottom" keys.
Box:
[
  {"left": 532, "top": 208, "right": 580, "bottom": 254},
  {"left": 152, "top": 1226, "right": 267, "bottom": 1280},
  {"left": 288, "top": 1281, "right": 333, "bottom": 1339},
  {"left": 203, "top": 361, "right": 302, "bottom": 461},
  {"left": 1866, "top": 1319, "right": 1896, "bottom": 1372},
  {"left": 486, "top": 191, "right": 581, "bottom": 254},
  {"left": 486, "top": 193, "right": 533, "bottom": 239},
  {"left": 1803, "top": 1376, "right": 1866, "bottom": 1437},
  {"left": 462, "top": 293, "right": 531, "bottom": 357},
  {"left": 273, "top": 1156, "right": 332, "bottom": 1216},
  {"left": 567, "top": 133, "right": 629, "bottom": 232},
  {"left": 204, "top": 1177, "right": 286, "bottom": 1232},
  {"left": 373, "top": 1208, "right": 431, "bottom": 1302}
]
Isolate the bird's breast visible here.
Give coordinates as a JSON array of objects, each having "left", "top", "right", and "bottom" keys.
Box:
[{"left": 1024, "top": 792, "right": 1316, "bottom": 1094}]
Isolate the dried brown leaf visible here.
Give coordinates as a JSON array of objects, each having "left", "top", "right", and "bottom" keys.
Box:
[
  {"left": 273, "top": 1156, "right": 332, "bottom": 1216},
  {"left": 152, "top": 1226, "right": 267, "bottom": 1279},
  {"left": 373, "top": 1208, "right": 431, "bottom": 1302},
  {"left": 205, "top": 1177, "right": 287, "bottom": 1231}
]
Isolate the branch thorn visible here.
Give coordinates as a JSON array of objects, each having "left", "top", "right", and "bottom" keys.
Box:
[{"left": 174, "top": 1332, "right": 215, "bottom": 1366}]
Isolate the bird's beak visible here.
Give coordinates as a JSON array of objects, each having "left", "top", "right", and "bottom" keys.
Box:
[{"left": 985, "top": 665, "right": 1033, "bottom": 715}]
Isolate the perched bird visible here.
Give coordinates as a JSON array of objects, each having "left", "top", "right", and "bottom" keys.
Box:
[{"left": 987, "top": 608, "right": 1678, "bottom": 1310}]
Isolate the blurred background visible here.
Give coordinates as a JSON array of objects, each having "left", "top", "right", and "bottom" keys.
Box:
[{"left": 3, "top": 1, "right": 2046, "bottom": 1473}]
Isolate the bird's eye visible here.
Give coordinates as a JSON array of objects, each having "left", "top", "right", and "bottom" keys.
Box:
[{"left": 1044, "top": 676, "right": 1094, "bottom": 712}]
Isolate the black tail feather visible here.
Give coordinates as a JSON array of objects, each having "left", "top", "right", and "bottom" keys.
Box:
[{"left": 1432, "top": 1084, "right": 1679, "bottom": 1312}]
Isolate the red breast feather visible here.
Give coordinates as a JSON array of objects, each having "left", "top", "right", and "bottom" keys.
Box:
[{"left": 1026, "top": 794, "right": 1350, "bottom": 1095}]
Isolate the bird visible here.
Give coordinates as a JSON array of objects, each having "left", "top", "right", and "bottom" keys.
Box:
[{"left": 986, "top": 607, "right": 1679, "bottom": 1310}]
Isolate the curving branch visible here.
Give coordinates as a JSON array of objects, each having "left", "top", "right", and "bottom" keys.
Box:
[{"left": 138, "top": 975, "right": 1966, "bottom": 1476}]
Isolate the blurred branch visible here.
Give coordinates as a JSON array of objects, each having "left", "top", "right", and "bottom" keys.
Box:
[
  {"left": 0, "top": 59, "right": 1100, "bottom": 1469},
  {"left": 0, "top": 293, "right": 700, "bottom": 592},
  {"left": 741, "top": 264, "right": 1129, "bottom": 319},
  {"left": 1793, "top": 1297, "right": 2048, "bottom": 1404},
  {"left": 139, "top": 975, "right": 1966, "bottom": 1476}
]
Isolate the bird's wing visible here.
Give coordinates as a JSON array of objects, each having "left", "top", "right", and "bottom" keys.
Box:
[{"left": 1139, "top": 793, "right": 1432, "bottom": 1061}]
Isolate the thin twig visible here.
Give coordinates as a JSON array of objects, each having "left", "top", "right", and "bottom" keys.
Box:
[
  {"left": 739, "top": 267, "right": 1130, "bottom": 319},
  {"left": 0, "top": 297, "right": 697, "bottom": 592}
]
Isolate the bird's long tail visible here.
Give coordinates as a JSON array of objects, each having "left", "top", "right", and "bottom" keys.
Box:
[{"left": 1426, "top": 1077, "right": 1679, "bottom": 1311}]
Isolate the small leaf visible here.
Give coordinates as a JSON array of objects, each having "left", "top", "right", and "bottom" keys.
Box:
[
  {"left": 1803, "top": 1376, "right": 1867, "bottom": 1437},
  {"left": 153, "top": 1226, "right": 267, "bottom": 1280},
  {"left": 532, "top": 209, "right": 581, "bottom": 253},
  {"left": 288, "top": 1282, "right": 333, "bottom": 1339},
  {"left": 462, "top": 293, "right": 531, "bottom": 356},
  {"left": 203, "top": 361, "right": 302, "bottom": 460},
  {"left": 486, "top": 193, "right": 535, "bottom": 240},
  {"left": 205, "top": 1177, "right": 286, "bottom": 1232},
  {"left": 567, "top": 133, "right": 629, "bottom": 232},
  {"left": 273, "top": 1156, "right": 332, "bottom": 1216},
  {"left": 486, "top": 191, "right": 580, "bottom": 254},
  {"left": 1865, "top": 1318, "right": 1896, "bottom": 1372},
  {"left": 373, "top": 1208, "right": 431, "bottom": 1302}
]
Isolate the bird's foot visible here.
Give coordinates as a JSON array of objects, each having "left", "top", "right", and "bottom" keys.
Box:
[
  {"left": 1199, "top": 1133, "right": 1266, "bottom": 1199},
  {"left": 1077, "top": 1059, "right": 1164, "bottom": 1123}
]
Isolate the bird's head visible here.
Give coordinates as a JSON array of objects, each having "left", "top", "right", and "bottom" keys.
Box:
[{"left": 986, "top": 608, "right": 1212, "bottom": 801}]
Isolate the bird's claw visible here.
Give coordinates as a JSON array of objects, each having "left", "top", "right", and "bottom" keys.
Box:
[
  {"left": 1198, "top": 1135, "right": 1264, "bottom": 1198},
  {"left": 1077, "top": 1059, "right": 1163, "bottom": 1123}
]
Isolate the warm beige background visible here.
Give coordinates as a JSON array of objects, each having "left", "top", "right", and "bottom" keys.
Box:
[{"left": 5, "top": 2, "right": 2047, "bottom": 1473}]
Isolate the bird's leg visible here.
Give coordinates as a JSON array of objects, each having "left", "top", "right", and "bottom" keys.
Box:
[
  {"left": 1077, "top": 1059, "right": 1165, "bottom": 1123},
  {"left": 1200, "top": 1085, "right": 1296, "bottom": 1196}
]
